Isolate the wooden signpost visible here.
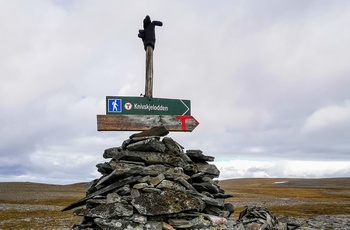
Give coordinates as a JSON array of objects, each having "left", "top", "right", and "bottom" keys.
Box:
[
  {"left": 97, "top": 15, "right": 199, "bottom": 132},
  {"left": 97, "top": 115, "right": 199, "bottom": 132}
]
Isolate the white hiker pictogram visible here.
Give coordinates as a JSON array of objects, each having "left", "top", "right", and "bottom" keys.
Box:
[{"left": 112, "top": 100, "right": 119, "bottom": 111}]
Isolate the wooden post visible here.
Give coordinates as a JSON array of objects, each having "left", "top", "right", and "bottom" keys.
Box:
[{"left": 145, "top": 46, "right": 153, "bottom": 98}]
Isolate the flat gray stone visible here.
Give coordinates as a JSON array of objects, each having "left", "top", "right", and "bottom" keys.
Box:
[
  {"left": 150, "top": 173, "right": 165, "bottom": 186},
  {"left": 142, "top": 187, "right": 162, "bottom": 193},
  {"left": 164, "top": 167, "right": 189, "bottom": 180},
  {"left": 96, "top": 164, "right": 144, "bottom": 186},
  {"left": 106, "top": 192, "right": 122, "bottom": 203},
  {"left": 129, "top": 126, "right": 169, "bottom": 138},
  {"left": 130, "top": 214, "right": 148, "bottom": 224},
  {"left": 144, "top": 221, "right": 163, "bottom": 230},
  {"left": 200, "top": 196, "right": 225, "bottom": 207},
  {"left": 131, "top": 188, "right": 141, "bottom": 198},
  {"left": 61, "top": 175, "right": 141, "bottom": 211},
  {"left": 110, "top": 149, "right": 186, "bottom": 168},
  {"left": 192, "top": 182, "right": 220, "bottom": 193},
  {"left": 127, "top": 137, "right": 166, "bottom": 153},
  {"left": 94, "top": 218, "right": 144, "bottom": 230},
  {"left": 205, "top": 205, "right": 231, "bottom": 218},
  {"left": 156, "top": 180, "right": 186, "bottom": 192},
  {"left": 133, "top": 182, "right": 150, "bottom": 189},
  {"left": 204, "top": 214, "right": 228, "bottom": 228},
  {"left": 85, "top": 202, "right": 134, "bottom": 218},
  {"left": 138, "top": 175, "right": 151, "bottom": 183},
  {"left": 167, "top": 219, "right": 193, "bottom": 228},
  {"left": 186, "top": 149, "right": 215, "bottom": 162},
  {"left": 103, "top": 147, "right": 122, "bottom": 159},
  {"left": 131, "top": 189, "right": 203, "bottom": 215},
  {"left": 96, "top": 162, "right": 113, "bottom": 175},
  {"left": 195, "top": 163, "right": 220, "bottom": 178},
  {"left": 189, "top": 216, "right": 211, "bottom": 229},
  {"left": 119, "top": 159, "right": 145, "bottom": 166},
  {"left": 162, "top": 137, "right": 184, "bottom": 154},
  {"left": 142, "top": 164, "right": 167, "bottom": 176},
  {"left": 86, "top": 198, "right": 106, "bottom": 208},
  {"left": 224, "top": 202, "right": 235, "bottom": 214},
  {"left": 116, "top": 184, "right": 131, "bottom": 196},
  {"left": 213, "top": 193, "right": 234, "bottom": 199},
  {"left": 122, "top": 136, "right": 160, "bottom": 149},
  {"left": 175, "top": 177, "right": 198, "bottom": 192}
]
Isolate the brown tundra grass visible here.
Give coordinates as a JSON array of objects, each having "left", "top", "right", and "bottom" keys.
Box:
[
  {"left": 0, "top": 178, "right": 349, "bottom": 229},
  {"left": 219, "top": 177, "right": 350, "bottom": 218},
  {"left": 0, "top": 182, "right": 86, "bottom": 229}
]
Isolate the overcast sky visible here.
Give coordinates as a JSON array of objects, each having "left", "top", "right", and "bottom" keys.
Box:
[{"left": 1, "top": 0, "right": 350, "bottom": 184}]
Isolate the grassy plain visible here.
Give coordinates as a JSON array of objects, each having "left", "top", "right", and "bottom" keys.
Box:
[
  {"left": 219, "top": 177, "right": 350, "bottom": 218},
  {"left": 0, "top": 182, "right": 86, "bottom": 229},
  {"left": 0, "top": 178, "right": 349, "bottom": 229}
]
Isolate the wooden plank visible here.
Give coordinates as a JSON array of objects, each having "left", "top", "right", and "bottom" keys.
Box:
[{"left": 97, "top": 115, "right": 199, "bottom": 132}]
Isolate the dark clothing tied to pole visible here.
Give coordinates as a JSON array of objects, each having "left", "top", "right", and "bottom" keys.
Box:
[{"left": 138, "top": 15, "right": 163, "bottom": 98}]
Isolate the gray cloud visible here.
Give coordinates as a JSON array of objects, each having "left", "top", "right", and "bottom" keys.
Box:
[{"left": 1, "top": 0, "right": 349, "bottom": 184}]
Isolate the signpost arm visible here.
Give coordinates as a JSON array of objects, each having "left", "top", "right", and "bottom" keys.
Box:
[
  {"left": 97, "top": 115, "right": 199, "bottom": 132},
  {"left": 145, "top": 46, "right": 153, "bottom": 97}
]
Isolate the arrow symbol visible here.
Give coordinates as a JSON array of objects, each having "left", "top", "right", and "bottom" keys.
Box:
[{"left": 180, "top": 99, "right": 190, "bottom": 115}]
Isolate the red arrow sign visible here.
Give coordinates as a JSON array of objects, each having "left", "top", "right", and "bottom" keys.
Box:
[{"left": 97, "top": 115, "right": 199, "bottom": 132}]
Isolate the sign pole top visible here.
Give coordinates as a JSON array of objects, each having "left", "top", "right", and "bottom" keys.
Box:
[{"left": 138, "top": 15, "right": 163, "bottom": 98}]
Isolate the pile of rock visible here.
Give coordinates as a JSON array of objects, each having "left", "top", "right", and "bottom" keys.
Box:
[
  {"left": 63, "top": 127, "right": 234, "bottom": 229},
  {"left": 232, "top": 206, "right": 300, "bottom": 230}
]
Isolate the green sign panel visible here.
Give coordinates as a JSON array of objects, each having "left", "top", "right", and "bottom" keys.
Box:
[{"left": 106, "top": 96, "right": 191, "bottom": 116}]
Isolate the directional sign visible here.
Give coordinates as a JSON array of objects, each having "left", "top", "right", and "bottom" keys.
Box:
[
  {"left": 106, "top": 96, "right": 190, "bottom": 116},
  {"left": 97, "top": 115, "right": 199, "bottom": 132}
]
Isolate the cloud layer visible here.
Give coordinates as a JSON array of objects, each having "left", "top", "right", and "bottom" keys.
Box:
[{"left": 1, "top": 1, "right": 349, "bottom": 184}]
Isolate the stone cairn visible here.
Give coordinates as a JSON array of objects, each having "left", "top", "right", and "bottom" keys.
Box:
[
  {"left": 62, "top": 127, "right": 299, "bottom": 230},
  {"left": 62, "top": 127, "right": 233, "bottom": 229}
]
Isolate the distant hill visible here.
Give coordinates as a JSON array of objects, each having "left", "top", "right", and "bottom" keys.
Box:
[
  {"left": 0, "top": 181, "right": 86, "bottom": 203},
  {"left": 219, "top": 177, "right": 350, "bottom": 189}
]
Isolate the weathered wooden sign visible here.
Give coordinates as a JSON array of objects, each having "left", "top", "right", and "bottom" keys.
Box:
[
  {"left": 106, "top": 96, "right": 191, "bottom": 116},
  {"left": 97, "top": 15, "right": 199, "bottom": 132},
  {"left": 97, "top": 115, "right": 199, "bottom": 132}
]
